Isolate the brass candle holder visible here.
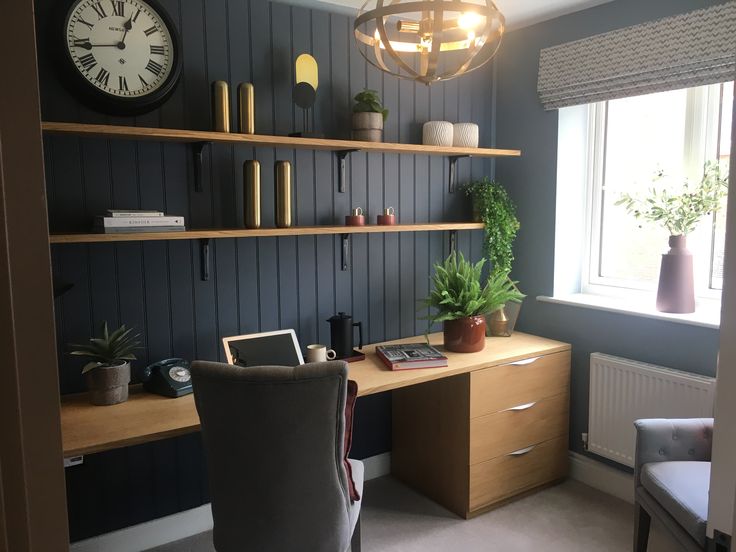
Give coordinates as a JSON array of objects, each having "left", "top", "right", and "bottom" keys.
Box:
[
  {"left": 275, "top": 161, "right": 292, "bottom": 228},
  {"left": 212, "top": 81, "right": 230, "bottom": 132},
  {"left": 244, "top": 160, "right": 261, "bottom": 229},
  {"left": 238, "top": 83, "right": 255, "bottom": 134}
]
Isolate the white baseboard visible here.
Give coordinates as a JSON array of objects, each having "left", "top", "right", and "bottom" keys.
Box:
[
  {"left": 568, "top": 451, "right": 634, "bottom": 504},
  {"left": 70, "top": 452, "right": 392, "bottom": 552}
]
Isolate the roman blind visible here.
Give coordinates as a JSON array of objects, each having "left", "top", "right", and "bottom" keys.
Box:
[{"left": 537, "top": 2, "right": 736, "bottom": 110}]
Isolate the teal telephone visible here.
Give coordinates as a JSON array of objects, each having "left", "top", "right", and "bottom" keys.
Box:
[{"left": 140, "top": 358, "right": 193, "bottom": 398}]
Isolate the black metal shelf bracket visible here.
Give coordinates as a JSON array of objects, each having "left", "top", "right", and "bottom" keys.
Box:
[
  {"left": 192, "top": 142, "right": 209, "bottom": 193},
  {"left": 449, "top": 230, "right": 457, "bottom": 254},
  {"left": 448, "top": 155, "right": 470, "bottom": 193},
  {"left": 335, "top": 149, "right": 358, "bottom": 193},
  {"left": 341, "top": 234, "right": 350, "bottom": 271},
  {"left": 200, "top": 238, "right": 211, "bottom": 281}
]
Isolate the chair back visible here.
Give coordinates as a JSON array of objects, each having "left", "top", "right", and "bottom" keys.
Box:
[{"left": 191, "top": 360, "right": 353, "bottom": 552}]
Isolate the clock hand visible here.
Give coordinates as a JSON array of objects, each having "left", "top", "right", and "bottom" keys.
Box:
[
  {"left": 74, "top": 42, "right": 124, "bottom": 50},
  {"left": 120, "top": 17, "right": 133, "bottom": 45}
]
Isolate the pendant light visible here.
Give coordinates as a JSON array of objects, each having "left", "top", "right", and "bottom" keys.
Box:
[{"left": 354, "top": 0, "right": 505, "bottom": 85}]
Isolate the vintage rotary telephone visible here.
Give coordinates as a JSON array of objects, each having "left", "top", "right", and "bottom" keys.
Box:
[{"left": 139, "top": 358, "right": 193, "bottom": 398}]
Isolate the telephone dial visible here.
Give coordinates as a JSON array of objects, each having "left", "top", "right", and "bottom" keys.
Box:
[{"left": 140, "top": 358, "right": 193, "bottom": 398}]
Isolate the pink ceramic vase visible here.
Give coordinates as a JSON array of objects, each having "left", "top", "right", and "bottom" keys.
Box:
[{"left": 656, "top": 235, "right": 695, "bottom": 314}]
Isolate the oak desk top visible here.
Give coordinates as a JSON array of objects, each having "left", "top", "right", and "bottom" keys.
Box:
[{"left": 60, "top": 332, "right": 570, "bottom": 458}]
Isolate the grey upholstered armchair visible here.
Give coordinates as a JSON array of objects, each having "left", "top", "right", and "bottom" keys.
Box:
[
  {"left": 191, "top": 360, "right": 363, "bottom": 552},
  {"left": 634, "top": 418, "right": 713, "bottom": 552}
]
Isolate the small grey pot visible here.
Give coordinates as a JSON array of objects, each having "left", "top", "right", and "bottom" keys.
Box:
[
  {"left": 352, "top": 112, "right": 383, "bottom": 142},
  {"left": 85, "top": 361, "right": 131, "bottom": 406}
]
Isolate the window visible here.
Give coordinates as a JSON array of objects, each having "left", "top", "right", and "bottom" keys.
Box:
[{"left": 583, "top": 81, "right": 732, "bottom": 300}]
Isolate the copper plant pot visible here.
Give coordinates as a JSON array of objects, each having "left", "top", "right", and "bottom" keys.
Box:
[{"left": 443, "top": 316, "right": 486, "bottom": 353}]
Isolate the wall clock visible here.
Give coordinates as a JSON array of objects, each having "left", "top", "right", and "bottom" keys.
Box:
[{"left": 60, "top": 0, "right": 182, "bottom": 115}]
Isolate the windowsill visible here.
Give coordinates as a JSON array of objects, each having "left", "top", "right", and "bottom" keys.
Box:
[{"left": 536, "top": 293, "right": 720, "bottom": 329}]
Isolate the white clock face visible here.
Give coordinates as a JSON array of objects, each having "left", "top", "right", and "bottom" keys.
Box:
[{"left": 65, "top": 0, "right": 174, "bottom": 98}]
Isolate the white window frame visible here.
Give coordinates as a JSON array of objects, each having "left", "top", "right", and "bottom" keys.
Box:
[{"left": 580, "top": 84, "right": 727, "bottom": 301}]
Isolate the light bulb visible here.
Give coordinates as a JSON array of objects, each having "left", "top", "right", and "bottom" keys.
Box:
[{"left": 457, "top": 12, "right": 482, "bottom": 30}]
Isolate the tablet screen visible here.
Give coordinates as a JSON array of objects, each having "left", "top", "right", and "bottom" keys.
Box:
[{"left": 223, "top": 331, "right": 303, "bottom": 367}]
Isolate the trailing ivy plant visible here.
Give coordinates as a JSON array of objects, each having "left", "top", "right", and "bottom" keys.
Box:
[
  {"left": 615, "top": 162, "right": 728, "bottom": 236},
  {"left": 353, "top": 89, "right": 389, "bottom": 121},
  {"left": 69, "top": 322, "right": 142, "bottom": 374},
  {"left": 462, "top": 178, "right": 520, "bottom": 275},
  {"left": 421, "top": 252, "right": 524, "bottom": 337}
]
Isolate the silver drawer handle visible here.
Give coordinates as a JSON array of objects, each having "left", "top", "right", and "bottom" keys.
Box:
[
  {"left": 504, "top": 401, "right": 537, "bottom": 412},
  {"left": 510, "top": 356, "right": 540, "bottom": 366},
  {"left": 508, "top": 445, "right": 536, "bottom": 456}
]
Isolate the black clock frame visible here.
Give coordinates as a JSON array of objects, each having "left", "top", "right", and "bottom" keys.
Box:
[{"left": 55, "top": 0, "right": 183, "bottom": 116}]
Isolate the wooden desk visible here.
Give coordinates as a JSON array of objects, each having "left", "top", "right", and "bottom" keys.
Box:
[{"left": 60, "top": 331, "right": 568, "bottom": 458}]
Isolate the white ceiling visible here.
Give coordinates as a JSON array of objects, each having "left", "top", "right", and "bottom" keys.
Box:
[{"left": 278, "top": 0, "right": 616, "bottom": 30}]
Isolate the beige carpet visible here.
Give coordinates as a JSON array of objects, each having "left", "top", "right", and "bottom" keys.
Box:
[{"left": 149, "top": 477, "right": 678, "bottom": 551}]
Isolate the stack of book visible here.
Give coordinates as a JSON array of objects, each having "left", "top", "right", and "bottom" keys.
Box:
[
  {"left": 375, "top": 343, "right": 448, "bottom": 371},
  {"left": 94, "top": 210, "right": 185, "bottom": 234}
]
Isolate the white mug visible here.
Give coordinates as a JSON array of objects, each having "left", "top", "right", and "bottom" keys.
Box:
[{"left": 306, "top": 344, "right": 337, "bottom": 362}]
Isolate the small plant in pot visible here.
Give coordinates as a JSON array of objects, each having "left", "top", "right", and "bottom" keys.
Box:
[
  {"left": 352, "top": 89, "right": 388, "bottom": 142},
  {"left": 69, "top": 322, "right": 141, "bottom": 406},
  {"left": 422, "top": 252, "right": 524, "bottom": 353},
  {"left": 462, "top": 178, "right": 523, "bottom": 335},
  {"left": 616, "top": 162, "right": 728, "bottom": 313}
]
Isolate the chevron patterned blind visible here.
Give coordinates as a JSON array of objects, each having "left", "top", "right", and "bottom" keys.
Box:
[{"left": 537, "top": 2, "right": 736, "bottom": 110}]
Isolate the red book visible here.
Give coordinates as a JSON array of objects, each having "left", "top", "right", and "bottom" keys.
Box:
[{"left": 375, "top": 343, "right": 448, "bottom": 371}]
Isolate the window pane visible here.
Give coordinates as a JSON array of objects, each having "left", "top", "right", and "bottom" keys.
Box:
[
  {"left": 711, "top": 81, "right": 733, "bottom": 290},
  {"left": 598, "top": 89, "right": 689, "bottom": 283}
]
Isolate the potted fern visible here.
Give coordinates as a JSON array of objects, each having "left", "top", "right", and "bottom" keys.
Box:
[
  {"left": 69, "top": 322, "right": 141, "bottom": 406},
  {"left": 616, "top": 162, "right": 728, "bottom": 313},
  {"left": 462, "top": 178, "right": 523, "bottom": 335},
  {"left": 352, "top": 89, "right": 388, "bottom": 142},
  {"left": 422, "top": 252, "right": 524, "bottom": 353}
]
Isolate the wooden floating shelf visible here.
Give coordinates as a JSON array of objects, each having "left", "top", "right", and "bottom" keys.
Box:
[
  {"left": 41, "top": 122, "right": 521, "bottom": 158},
  {"left": 49, "top": 222, "right": 485, "bottom": 244}
]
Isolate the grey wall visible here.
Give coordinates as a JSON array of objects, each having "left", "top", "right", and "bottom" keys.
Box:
[
  {"left": 494, "top": 0, "right": 726, "bottom": 461},
  {"left": 36, "top": 0, "right": 496, "bottom": 540}
]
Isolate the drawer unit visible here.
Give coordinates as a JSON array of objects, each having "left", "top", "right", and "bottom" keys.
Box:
[
  {"left": 469, "top": 435, "right": 569, "bottom": 512},
  {"left": 392, "top": 336, "right": 571, "bottom": 519},
  {"left": 470, "top": 350, "right": 570, "bottom": 418},
  {"left": 469, "top": 393, "right": 569, "bottom": 464}
]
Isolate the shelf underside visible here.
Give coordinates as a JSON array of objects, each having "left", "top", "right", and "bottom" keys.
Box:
[
  {"left": 41, "top": 122, "right": 521, "bottom": 158},
  {"left": 50, "top": 222, "right": 485, "bottom": 244}
]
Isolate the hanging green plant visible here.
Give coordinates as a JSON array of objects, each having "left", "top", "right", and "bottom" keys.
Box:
[{"left": 462, "top": 178, "right": 520, "bottom": 275}]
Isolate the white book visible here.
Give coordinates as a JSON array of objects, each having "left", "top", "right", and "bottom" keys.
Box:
[
  {"left": 95, "top": 216, "right": 185, "bottom": 228},
  {"left": 106, "top": 209, "right": 164, "bottom": 217}
]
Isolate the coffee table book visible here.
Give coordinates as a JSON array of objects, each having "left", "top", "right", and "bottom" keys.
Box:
[{"left": 375, "top": 343, "right": 448, "bottom": 370}]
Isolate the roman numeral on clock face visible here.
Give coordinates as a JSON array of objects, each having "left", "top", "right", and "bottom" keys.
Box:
[
  {"left": 139, "top": 74, "right": 149, "bottom": 86},
  {"left": 111, "top": 1, "right": 124, "bottom": 17},
  {"left": 95, "top": 67, "right": 110, "bottom": 86},
  {"left": 132, "top": 8, "right": 141, "bottom": 21},
  {"left": 78, "top": 17, "right": 94, "bottom": 29},
  {"left": 78, "top": 53, "right": 97, "bottom": 71},
  {"left": 91, "top": 2, "right": 107, "bottom": 19},
  {"left": 150, "top": 45, "right": 165, "bottom": 55},
  {"left": 143, "top": 26, "right": 157, "bottom": 36},
  {"left": 119, "top": 75, "right": 128, "bottom": 91},
  {"left": 145, "top": 59, "right": 163, "bottom": 76}
]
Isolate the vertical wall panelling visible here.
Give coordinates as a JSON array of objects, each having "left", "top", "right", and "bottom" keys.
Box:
[{"left": 36, "top": 0, "right": 498, "bottom": 539}]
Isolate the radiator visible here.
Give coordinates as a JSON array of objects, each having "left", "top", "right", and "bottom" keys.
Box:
[{"left": 588, "top": 353, "right": 715, "bottom": 467}]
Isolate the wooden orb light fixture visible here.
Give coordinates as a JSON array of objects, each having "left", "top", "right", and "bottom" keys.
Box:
[{"left": 354, "top": 0, "right": 505, "bottom": 85}]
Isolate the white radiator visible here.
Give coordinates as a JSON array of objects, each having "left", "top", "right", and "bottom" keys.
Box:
[{"left": 588, "top": 353, "right": 715, "bottom": 467}]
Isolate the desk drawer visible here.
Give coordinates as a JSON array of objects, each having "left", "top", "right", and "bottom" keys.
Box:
[
  {"left": 469, "top": 434, "right": 568, "bottom": 512},
  {"left": 470, "top": 350, "right": 570, "bottom": 418},
  {"left": 469, "top": 393, "right": 568, "bottom": 464}
]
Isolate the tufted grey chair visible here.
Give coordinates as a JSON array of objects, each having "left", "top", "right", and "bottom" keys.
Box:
[
  {"left": 191, "top": 360, "right": 363, "bottom": 552},
  {"left": 633, "top": 418, "right": 712, "bottom": 552}
]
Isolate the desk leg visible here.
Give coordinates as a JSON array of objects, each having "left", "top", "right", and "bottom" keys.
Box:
[{"left": 391, "top": 374, "right": 471, "bottom": 518}]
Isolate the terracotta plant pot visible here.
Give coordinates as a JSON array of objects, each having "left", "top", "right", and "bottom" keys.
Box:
[
  {"left": 656, "top": 235, "right": 695, "bottom": 314},
  {"left": 352, "top": 112, "right": 383, "bottom": 142},
  {"left": 443, "top": 316, "right": 486, "bottom": 353},
  {"left": 84, "top": 361, "right": 131, "bottom": 406}
]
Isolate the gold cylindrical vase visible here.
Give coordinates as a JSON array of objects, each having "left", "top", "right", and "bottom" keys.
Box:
[
  {"left": 244, "top": 160, "right": 261, "bottom": 229},
  {"left": 237, "top": 83, "right": 255, "bottom": 134},
  {"left": 275, "top": 161, "right": 292, "bottom": 228},
  {"left": 212, "top": 80, "right": 230, "bottom": 132}
]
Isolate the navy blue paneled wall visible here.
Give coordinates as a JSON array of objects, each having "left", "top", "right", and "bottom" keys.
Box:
[{"left": 36, "top": 0, "right": 495, "bottom": 540}]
